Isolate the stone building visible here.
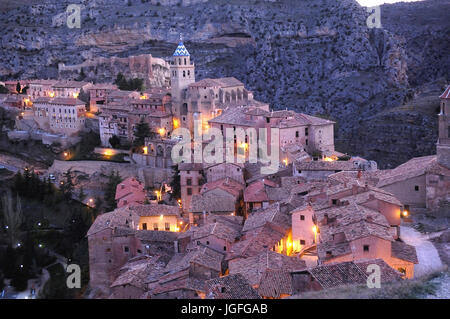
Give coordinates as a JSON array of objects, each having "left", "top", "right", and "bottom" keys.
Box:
[
  {"left": 115, "top": 177, "right": 147, "bottom": 208},
  {"left": 51, "top": 80, "right": 92, "bottom": 98},
  {"left": 33, "top": 97, "right": 87, "bottom": 136},
  {"left": 88, "top": 83, "right": 118, "bottom": 113},
  {"left": 179, "top": 163, "right": 204, "bottom": 214},
  {"left": 27, "top": 79, "right": 58, "bottom": 99}
]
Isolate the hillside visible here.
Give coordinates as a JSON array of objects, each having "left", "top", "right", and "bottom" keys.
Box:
[{"left": 0, "top": 0, "right": 448, "bottom": 167}]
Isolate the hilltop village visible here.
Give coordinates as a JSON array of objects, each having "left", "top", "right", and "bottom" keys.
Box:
[{"left": 0, "top": 41, "right": 449, "bottom": 299}]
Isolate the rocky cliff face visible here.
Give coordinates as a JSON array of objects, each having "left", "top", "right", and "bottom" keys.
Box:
[{"left": 0, "top": 0, "right": 448, "bottom": 167}]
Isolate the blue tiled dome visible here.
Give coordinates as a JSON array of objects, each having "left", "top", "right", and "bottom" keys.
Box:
[{"left": 173, "top": 42, "right": 190, "bottom": 57}]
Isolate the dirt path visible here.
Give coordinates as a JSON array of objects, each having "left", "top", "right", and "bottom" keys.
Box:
[{"left": 400, "top": 226, "right": 445, "bottom": 278}]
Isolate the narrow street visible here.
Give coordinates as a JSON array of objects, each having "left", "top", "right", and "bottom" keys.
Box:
[{"left": 400, "top": 226, "right": 445, "bottom": 278}]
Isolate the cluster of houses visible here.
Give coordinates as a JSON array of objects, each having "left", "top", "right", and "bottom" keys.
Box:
[{"left": 1, "top": 41, "right": 449, "bottom": 299}]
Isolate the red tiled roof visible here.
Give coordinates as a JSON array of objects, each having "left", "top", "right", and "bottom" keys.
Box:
[
  {"left": 200, "top": 178, "right": 244, "bottom": 198},
  {"left": 244, "top": 179, "right": 279, "bottom": 202}
]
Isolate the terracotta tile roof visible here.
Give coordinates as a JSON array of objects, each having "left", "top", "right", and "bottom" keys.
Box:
[
  {"left": 327, "top": 170, "right": 380, "bottom": 187},
  {"left": 377, "top": 155, "right": 437, "bottom": 187},
  {"left": 128, "top": 203, "right": 181, "bottom": 217},
  {"left": 391, "top": 241, "right": 418, "bottom": 264},
  {"left": 354, "top": 259, "right": 403, "bottom": 282},
  {"left": 229, "top": 251, "right": 306, "bottom": 286},
  {"left": 200, "top": 178, "right": 244, "bottom": 198},
  {"left": 151, "top": 270, "right": 207, "bottom": 296},
  {"left": 227, "top": 224, "right": 286, "bottom": 260},
  {"left": 208, "top": 106, "right": 262, "bottom": 126},
  {"left": 440, "top": 85, "right": 450, "bottom": 99},
  {"left": 189, "top": 78, "right": 222, "bottom": 88},
  {"left": 340, "top": 188, "right": 403, "bottom": 207},
  {"left": 48, "top": 97, "right": 86, "bottom": 106},
  {"left": 215, "top": 77, "right": 244, "bottom": 88},
  {"left": 87, "top": 207, "right": 139, "bottom": 236},
  {"left": 187, "top": 222, "right": 242, "bottom": 243},
  {"left": 111, "top": 256, "right": 163, "bottom": 289},
  {"left": 242, "top": 203, "right": 291, "bottom": 233},
  {"left": 164, "top": 246, "right": 224, "bottom": 274},
  {"left": 190, "top": 190, "right": 237, "bottom": 213},
  {"left": 53, "top": 80, "right": 91, "bottom": 88},
  {"left": 244, "top": 179, "right": 279, "bottom": 202},
  {"left": 257, "top": 269, "right": 293, "bottom": 298},
  {"left": 317, "top": 241, "right": 352, "bottom": 261},
  {"left": 135, "top": 230, "right": 179, "bottom": 243},
  {"left": 316, "top": 203, "right": 395, "bottom": 260},
  {"left": 317, "top": 204, "right": 393, "bottom": 243},
  {"left": 308, "top": 261, "right": 368, "bottom": 289},
  {"left": 115, "top": 176, "right": 146, "bottom": 207},
  {"left": 295, "top": 160, "right": 360, "bottom": 172},
  {"left": 206, "top": 274, "right": 261, "bottom": 299},
  {"left": 300, "top": 259, "right": 403, "bottom": 290}
]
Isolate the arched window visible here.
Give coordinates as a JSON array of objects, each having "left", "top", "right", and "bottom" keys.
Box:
[
  {"left": 183, "top": 71, "right": 186, "bottom": 77},
  {"left": 184, "top": 58, "right": 187, "bottom": 65}
]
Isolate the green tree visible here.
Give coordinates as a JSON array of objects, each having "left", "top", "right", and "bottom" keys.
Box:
[
  {"left": 104, "top": 171, "right": 122, "bottom": 212},
  {"left": 1, "top": 191, "right": 23, "bottom": 245},
  {"left": 0, "top": 85, "right": 8, "bottom": 94},
  {"left": 78, "top": 187, "right": 86, "bottom": 202},
  {"left": 109, "top": 135, "right": 121, "bottom": 149},
  {"left": 133, "top": 118, "right": 152, "bottom": 147},
  {"left": 60, "top": 169, "right": 75, "bottom": 200},
  {"left": 169, "top": 165, "right": 181, "bottom": 201}
]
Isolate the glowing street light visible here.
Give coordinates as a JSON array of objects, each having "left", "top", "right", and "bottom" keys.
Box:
[{"left": 402, "top": 210, "right": 408, "bottom": 217}]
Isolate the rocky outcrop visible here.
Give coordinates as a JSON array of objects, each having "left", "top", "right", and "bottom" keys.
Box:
[{"left": 58, "top": 54, "right": 170, "bottom": 87}]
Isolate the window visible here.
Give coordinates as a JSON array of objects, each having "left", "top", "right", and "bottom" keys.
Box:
[
  {"left": 206, "top": 241, "right": 210, "bottom": 245},
  {"left": 165, "top": 223, "right": 170, "bottom": 231},
  {"left": 124, "top": 246, "right": 129, "bottom": 253},
  {"left": 187, "top": 188, "right": 192, "bottom": 195},
  {"left": 300, "top": 240, "right": 306, "bottom": 245},
  {"left": 300, "top": 215, "right": 305, "bottom": 221},
  {"left": 305, "top": 128, "right": 309, "bottom": 136},
  {"left": 305, "top": 139, "right": 308, "bottom": 146},
  {"left": 223, "top": 246, "right": 227, "bottom": 251},
  {"left": 363, "top": 245, "right": 370, "bottom": 252},
  {"left": 153, "top": 223, "right": 159, "bottom": 231},
  {"left": 142, "top": 223, "right": 147, "bottom": 230},
  {"left": 296, "top": 131, "right": 299, "bottom": 138},
  {"left": 186, "top": 178, "right": 192, "bottom": 186},
  {"left": 106, "top": 248, "right": 111, "bottom": 252},
  {"left": 414, "top": 185, "right": 419, "bottom": 191},
  {"left": 332, "top": 199, "right": 337, "bottom": 205}
]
